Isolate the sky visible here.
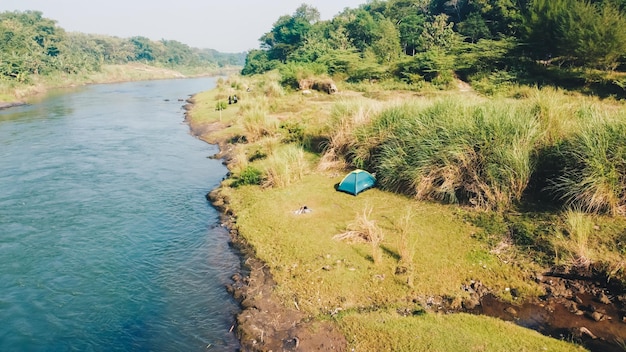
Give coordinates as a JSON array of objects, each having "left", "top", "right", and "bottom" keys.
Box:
[{"left": 1, "top": 0, "right": 367, "bottom": 53}]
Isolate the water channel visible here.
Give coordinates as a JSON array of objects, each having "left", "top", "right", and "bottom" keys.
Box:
[{"left": 0, "top": 78, "right": 241, "bottom": 351}]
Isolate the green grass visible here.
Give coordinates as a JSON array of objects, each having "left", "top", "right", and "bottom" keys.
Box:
[
  {"left": 188, "top": 72, "right": 626, "bottom": 351},
  {"left": 226, "top": 172, "right": 544, "bottom": 316},
  {"left": 350, "top": 98, "right": 540, "bottom": 211},
  {"left": 338, "top": 309, "right": 586, "bottom": 352}
]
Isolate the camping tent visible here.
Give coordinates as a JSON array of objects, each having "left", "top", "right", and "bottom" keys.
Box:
[{"left": 337, "top": 169, "right": 376, "bottom": 196}]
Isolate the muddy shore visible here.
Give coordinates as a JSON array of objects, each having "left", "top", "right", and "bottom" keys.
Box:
[
  {"left": 0, "top": 101, "right": 26, "bottom": 110},
  {"left": 185, "top": 99, "right": 626, "bottom": 352}
]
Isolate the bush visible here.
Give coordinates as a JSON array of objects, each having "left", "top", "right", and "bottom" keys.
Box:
[
  {"left": 233, "top": 166, "right": 263, "bottom": 187},
  {"left": 215, "top": 100, "right": 227, "bottom": 111}
]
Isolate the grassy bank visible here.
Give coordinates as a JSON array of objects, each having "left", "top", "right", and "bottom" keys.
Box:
[
  {"left": 0, "top": 63, "right": 237, "bottom": 102},
  {"left": 187, "top": 73, "right": 626, "bottom": 351}
]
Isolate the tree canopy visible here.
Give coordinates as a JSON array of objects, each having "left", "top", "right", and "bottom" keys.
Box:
[
  {"left": 242, "top": 0, "right": 626, "bottom": 92},
  {"left": 0, "top": 10, "right": 245, "bottom": 83}
]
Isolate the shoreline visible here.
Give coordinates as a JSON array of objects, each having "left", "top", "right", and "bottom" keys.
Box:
[
  {"left": 184, "top": 98, "right": 347, "bottom": 351},
  {"left": 0, "top": 101, "right": 26, "bottom": 110}
]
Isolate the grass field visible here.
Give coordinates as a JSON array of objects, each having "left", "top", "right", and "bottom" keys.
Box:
[{"left": 186, "top": 73, "right": 626, "bottom": 351}]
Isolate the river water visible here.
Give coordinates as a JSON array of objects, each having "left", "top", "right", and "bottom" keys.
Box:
[{"left": 0, "top": 78, "right": 241, "bottom": 351}]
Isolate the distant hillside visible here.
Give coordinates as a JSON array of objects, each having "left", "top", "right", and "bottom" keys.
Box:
[{"left": 0, "top": 10, "right": 245, "bottom": 84}]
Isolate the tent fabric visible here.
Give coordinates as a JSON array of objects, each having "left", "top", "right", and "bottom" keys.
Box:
[{"left": 337, "top": 169, "right": 376, "bottom": 196}]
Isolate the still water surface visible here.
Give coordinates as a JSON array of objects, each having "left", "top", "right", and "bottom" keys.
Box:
[{"left": 0, "top": 78, "right": 240, "bottom": 351}]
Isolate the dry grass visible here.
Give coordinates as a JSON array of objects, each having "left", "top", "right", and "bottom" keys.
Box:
[
  {"left": 261, "top": 144, "right": 310, "bottom": 188},
  {"left": 554, "top": 209, "right": 595, "bottom": 268},
  {"left": 318, "top": 98, "right": 385, "bottom": 171},
  {"left": 396, "top": 207, "right": 417, "bottom": 287},
  {"left": 333, "top": 205, "right": 385, "bottom": 265}
]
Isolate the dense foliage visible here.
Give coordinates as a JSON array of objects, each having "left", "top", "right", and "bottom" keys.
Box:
[
  {"left": 0, "top": 10, "right": 245, "bottom": 83},
  {"left": 242, "top": 1, "right": 626, "bottom": 93}
]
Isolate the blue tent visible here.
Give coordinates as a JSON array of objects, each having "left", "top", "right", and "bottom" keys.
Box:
[{"left": 337, "top": 169, "right": 376, "bottom": 196}]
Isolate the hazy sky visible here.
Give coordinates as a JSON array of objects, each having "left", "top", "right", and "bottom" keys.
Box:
[{"left": 1, "top": 0, "right": 367, "bottom": 53}]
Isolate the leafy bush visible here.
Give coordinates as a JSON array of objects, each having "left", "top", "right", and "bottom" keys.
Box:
[
  {"left": 233, "top": 166, "right": 263, "bottom": 187},
  {"left": 215, "top": 100, "right": 227, "bottom": 111}
]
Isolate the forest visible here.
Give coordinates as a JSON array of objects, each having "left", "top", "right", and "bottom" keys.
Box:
[
  {"left": 0, "top": 10, "right": 245, "bottom": 84},
  {"left": 242, "top": 0, "right": 626, "bottom": 97}
]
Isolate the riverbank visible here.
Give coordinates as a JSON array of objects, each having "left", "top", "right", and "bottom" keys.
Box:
[
  {"left": 0, "top": 63, "right": 239, "bottom": 105},
  {"left": 185, "top": 74, "right": 626, "bottom": 351}
]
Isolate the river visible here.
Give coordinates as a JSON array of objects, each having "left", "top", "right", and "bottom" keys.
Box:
[{"left": 0, "top": 78, "right": 241, "bottom": 351}]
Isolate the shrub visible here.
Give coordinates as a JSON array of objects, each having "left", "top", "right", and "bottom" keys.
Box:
[
  {"left": 215, "top": 100, "right": 227, "bottom": 111},
  {"left": 233, "top": 166, "right": 263, "bottom": 187}
]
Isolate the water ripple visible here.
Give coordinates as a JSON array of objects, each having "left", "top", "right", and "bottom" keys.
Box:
[{"left": 0, "top": 78, "right": 240, "bottom": 351}]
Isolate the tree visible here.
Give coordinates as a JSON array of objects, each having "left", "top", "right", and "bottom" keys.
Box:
[
  {"left": 241, "top": 49, "right": 278, "bottom": 75},
  {"left": 419, "top": 14, "right": 459, "bottom": 51},
  {"left": 524, "top": 0, "right": 626, "bottom": 69},
  {"left": 259, "top": 4, "right": 319, "bottom": 62},
  {"left": 457, "top": 11, "right": 491, "bottom": 42},
  {"left": 370, "top": 18, "right": 402, "bottom": 63},
  {"left": 130, "top": 36, "right": 156, "bottom": 61}
]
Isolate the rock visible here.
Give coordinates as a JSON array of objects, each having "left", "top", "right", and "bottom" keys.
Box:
[
  {"left": 301, "top": 89, "right": 312, "bottom": 95},
  {"left": 597, "top": 292, "right": 611, "bottom": 305},
  {"left": 563, "top": 300, "right": 578, "bottom": 313},
  {"left": 462, "top": 296, "right": 480, "bottom": 310},
  {"left": 579, "top": 327, "right": 597, "bottom": 339},
  {"left": 574, "top": 295, "right": 583, "bottom": 304},
  {"left": 586, "top": 311, "right": 604, "bottom": 322},
  {"left": 0, "top": 101, "right": 26, "bottom": 110},
  {"left": 504, "top": 307, "right": 518, "bottom": 316}
]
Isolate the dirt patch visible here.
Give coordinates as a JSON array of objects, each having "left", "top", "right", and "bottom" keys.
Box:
[{"left": 208, "top": 189, "right": 347, "bottom": 352}]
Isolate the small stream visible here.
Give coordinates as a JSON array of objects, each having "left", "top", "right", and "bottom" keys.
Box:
[{"left": 475, "top": 274, "right": 626, "bottom": 352}]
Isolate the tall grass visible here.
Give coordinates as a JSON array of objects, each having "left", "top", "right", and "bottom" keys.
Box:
[
  {"left": 318, "top": 98, "right": 384, "bottom": 171},
  {"left": 553, "top": 209, "right": 595, "bottom": 268},
  {"left": 262, "top": 144, "right": 310, "bottom": 188},
  {"left": 547, "top": 116, "right": 626, "bottom": 216},
  {"left": 242, "top": 106, "right": 278, "bottom": 142},
  {"left": 359, "top": 98, "right": 540, "bottom": 211}
]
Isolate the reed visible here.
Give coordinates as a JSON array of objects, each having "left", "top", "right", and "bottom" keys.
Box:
[
  {"left": 242, "top": 106, "right": 278, "bottom": 142},
  {"left": 365, "top": 98, "right": 539, "bottom": 211},
  {"left": 262, "top": 144, "right": 310, "bottom": 188},
  {"left": 548, "top": 116, "right": 626, "bottom": 216}
]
